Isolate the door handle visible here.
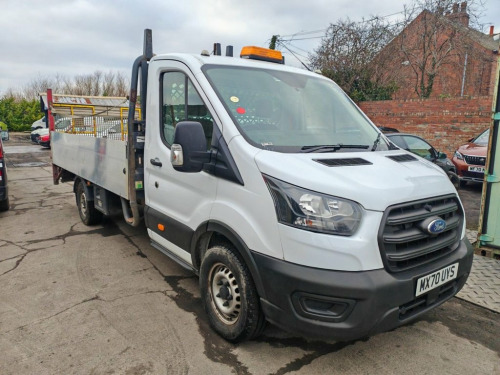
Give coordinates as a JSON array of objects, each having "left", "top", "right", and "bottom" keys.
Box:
[{"left": 150, "top": 158, "right": 163, "bottom": 167}]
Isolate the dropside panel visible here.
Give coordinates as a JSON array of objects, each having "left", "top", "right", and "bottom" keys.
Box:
[{"left": 52, "top": 132, "right": 129, "bottom": 198}]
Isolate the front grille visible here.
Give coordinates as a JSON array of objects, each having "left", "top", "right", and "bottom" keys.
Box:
[
  {"left": 463, "top": 170, "right": 484, "bottom": 179},
  {"left": 379, "top": 195, "right": 463, "bottom": 272},
  {"left": 463, "top": 155, "right": 486, "bottom": 166}
]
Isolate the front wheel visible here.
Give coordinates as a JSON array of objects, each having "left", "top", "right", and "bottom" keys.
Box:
[
  {"left": 447, "top": 171, "right": 460, "bottom": 190},
  {"left": 76, "top": 181, "right": 102, "bottom": 225},
  {"left": 199, "top": 245, "right": 265, "bottom": 343}
]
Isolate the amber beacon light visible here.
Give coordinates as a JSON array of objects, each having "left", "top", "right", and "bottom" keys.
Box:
[{"left": 240, "top": 46, "right": 283, "bottom": 64}]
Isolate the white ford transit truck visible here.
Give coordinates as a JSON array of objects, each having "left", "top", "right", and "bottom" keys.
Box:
[{"left": 50, "top": 30, "right": 473, "bottom": 343}]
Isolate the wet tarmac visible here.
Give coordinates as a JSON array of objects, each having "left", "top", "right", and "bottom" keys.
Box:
[{"left": 1, "top": 133, "right": 498, "bottom": 374}]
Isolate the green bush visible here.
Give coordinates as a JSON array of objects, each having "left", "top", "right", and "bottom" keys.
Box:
[{"left": 0, "top": 96, "right": 42, "bottom": 131}]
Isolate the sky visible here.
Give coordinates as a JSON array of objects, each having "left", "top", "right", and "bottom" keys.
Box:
[{"left": 1, "top": 0, "right": 499, "bottom": 96}]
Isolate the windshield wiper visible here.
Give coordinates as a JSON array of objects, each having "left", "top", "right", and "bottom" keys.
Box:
[
  {"left": 300, "top": 144, "right": 369, "bottom": 153},
  {"left": 371, "top": 133, "right": 382, "bottom": 151}
]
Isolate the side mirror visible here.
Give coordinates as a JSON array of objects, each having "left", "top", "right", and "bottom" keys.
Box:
[
  {"left": 437, "top": 151, "right": 447, "bottom": 159},
  {"left": 171, "top": 121, "right": 211, "bottom": 172}
]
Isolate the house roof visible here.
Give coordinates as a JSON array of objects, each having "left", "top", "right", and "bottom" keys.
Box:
[
  {"left": 415, "top": 9, "right": 499, "bottom": 52},
  {"left": 437, "top": 10, "right": 499, "bottom": 51}
]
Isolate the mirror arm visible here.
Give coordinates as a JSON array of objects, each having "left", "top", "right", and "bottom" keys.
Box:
[{"left": 190, "top": 150, "right": 213, "bottom": 165}]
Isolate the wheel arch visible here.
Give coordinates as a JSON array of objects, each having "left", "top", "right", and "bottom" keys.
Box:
[
  {"left": 191, "top": 220, "right": 267, "bottom": 300},
  {"left": 73, "top": 177, "right": 94, "bottom": 201}
]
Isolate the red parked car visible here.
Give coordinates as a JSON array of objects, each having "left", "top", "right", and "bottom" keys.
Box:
[
  {"left": 452, "top": 128, "right": 489, "bottom": 187},
  {"left": 39, "top": 133, "right": 51, "bottom": 148},
  {"left": 0, "top": 136, "right": 9, "bottom": 211}
]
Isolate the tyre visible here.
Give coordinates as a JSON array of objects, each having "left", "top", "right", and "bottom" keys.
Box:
[
  {"left": 0, "top": 197, "right": 9, "bottom": 212},
  {"left": 200, "top": 245, "right": 265, "bottom": 343},
  {"left": 459, "top": 179, "right": 467, "bottom": 188},
  {"left": 76, "top": 181, "right": 102, "bottom": 225},
  {"left": 447, "top": 171, "right": 460, "bottom": 190}
]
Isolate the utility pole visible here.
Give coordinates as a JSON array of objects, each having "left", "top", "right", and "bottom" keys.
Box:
[{"left": 269, "top": 35, "right": 279, "bottom": 50}]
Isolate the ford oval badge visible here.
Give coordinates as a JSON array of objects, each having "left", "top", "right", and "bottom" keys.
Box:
[{"left": 428, "top": 218, "right": 446, "bottom": 234}]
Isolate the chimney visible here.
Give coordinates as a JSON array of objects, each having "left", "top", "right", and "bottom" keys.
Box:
[
  {"left": 446, "top": 2, "right": 470, "bottom": 27},
  {"left": 490, "top": 26, "right": 495, "bottom": 36}
]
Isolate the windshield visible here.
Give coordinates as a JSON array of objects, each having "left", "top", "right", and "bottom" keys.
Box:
[
  {"left": 203, "top": 65, "right": 388, "bottom": 153},
  {"left": 473, "top": 129, "right": 489, "bottom": 145}
]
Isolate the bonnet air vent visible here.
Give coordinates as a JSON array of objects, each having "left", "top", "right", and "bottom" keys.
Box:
[
  {"left": 314, "top": 158, "right": 373, "bottom": 167},
  {"left": 387, "top": 154, "right": 417, "bottom": 162}
]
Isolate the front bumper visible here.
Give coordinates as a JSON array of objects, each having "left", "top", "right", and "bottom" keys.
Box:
[
  {"left": 453, "top": 158, "right": 484, "bottom": 182},
  {"left": 254, "top": 239, "right": 473, "bottom": 341}
]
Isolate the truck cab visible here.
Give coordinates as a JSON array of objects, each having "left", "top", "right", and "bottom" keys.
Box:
[{"left": 141, "top": 48, "right": 472, "bottom": 342}]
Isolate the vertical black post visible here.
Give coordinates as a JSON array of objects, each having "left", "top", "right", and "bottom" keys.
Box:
[
  {"left": 213, "top": 43, "right": 221, "bottom": 56},
  {"left": 125, "top": 29, "right": 153, "bottom": 227}
]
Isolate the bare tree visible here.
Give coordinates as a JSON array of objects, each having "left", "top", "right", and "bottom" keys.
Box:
[
  {"left": 102, "top": 71, "right": 116, "bottom": 97},
  {"left": 114, "top": 72, "right": 129, "bottom": 97},
  {"left": 310, "top": 17, "right": 398, "bottom": 101},
  {"left": 380, "top": 0, "right": 487, "bottom": 98},
  {"left": 6, "top": 69, "right": 130, "bottom": 99},
  {"left": 20, "top": 74, "right": 63, "bottom": 100}
]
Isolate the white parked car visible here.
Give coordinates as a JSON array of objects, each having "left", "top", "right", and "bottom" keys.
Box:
[
  {"left": 31, "top": 116, "right": 47, "bottom": 131},
  {"left": 31, "top": 118, "right": 72, "bottom": 143}
]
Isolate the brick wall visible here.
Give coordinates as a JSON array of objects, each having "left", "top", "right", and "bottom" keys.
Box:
[{"left": 358, "top": 96, "right": 493, "bottom": 156}]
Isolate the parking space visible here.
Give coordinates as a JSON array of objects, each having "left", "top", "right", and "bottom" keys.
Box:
[{"left": 0, "top": 134, "right": 498, "bottom": 375}]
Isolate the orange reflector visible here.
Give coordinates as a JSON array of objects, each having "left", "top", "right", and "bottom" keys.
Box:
[
  {"left": 240, "top": 46, "right": 283, "bottom": 64},
  {"left": 158, "top": 224, "right": 165, "bottom": 231}
]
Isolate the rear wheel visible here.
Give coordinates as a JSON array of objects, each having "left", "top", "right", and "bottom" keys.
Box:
[
  {"left": 76, "top": 181, "right": 102, "bottom": 225},
  {"left": 200, "top": 245, "right": 265, "bottom": 343}
]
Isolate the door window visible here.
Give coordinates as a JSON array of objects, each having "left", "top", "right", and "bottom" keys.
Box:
[
  {"left": 161, "top": 72, "right": 213, "bottom": 148},
  {"left": 403, "top": 136, "right": 435, "bottom": 160}
]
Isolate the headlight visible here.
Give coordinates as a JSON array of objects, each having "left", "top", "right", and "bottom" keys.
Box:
[
  {"left": 454, "top": 151, "right": 463, "bottom": 160},
  {"left": 263, "top": 175, "right": 362, "bottom": 236}
]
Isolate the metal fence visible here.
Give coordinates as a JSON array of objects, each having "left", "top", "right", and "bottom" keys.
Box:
[{"left": 53, "top": 105, "right": 140, "bottom": 141}]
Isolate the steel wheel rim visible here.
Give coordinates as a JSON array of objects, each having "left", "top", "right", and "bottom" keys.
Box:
[
  {"left": 80, "top": 190, "right": 88, "bottom": 217},
  {"left": 208, "top": 262, "right": 241, "bottom": 325}
]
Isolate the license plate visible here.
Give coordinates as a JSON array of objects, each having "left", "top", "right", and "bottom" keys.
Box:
[
  {"left": 468, "top": 166, "right": 485, "bottom": 172},
  {"left": 415, "top": 263, "right": 459, "bottom": 297}
]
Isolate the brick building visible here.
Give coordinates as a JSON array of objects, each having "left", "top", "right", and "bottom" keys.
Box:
[
  {"left": 359, "top": 2, "right": 499, "bottom": 156},
  {"left": 375, "top": 2, "right": 499, "bottom": 100}
]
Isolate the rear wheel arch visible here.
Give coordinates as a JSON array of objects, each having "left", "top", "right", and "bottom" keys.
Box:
[{"left": 74, "top": 179, "right": 102, "bottom": 225}]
